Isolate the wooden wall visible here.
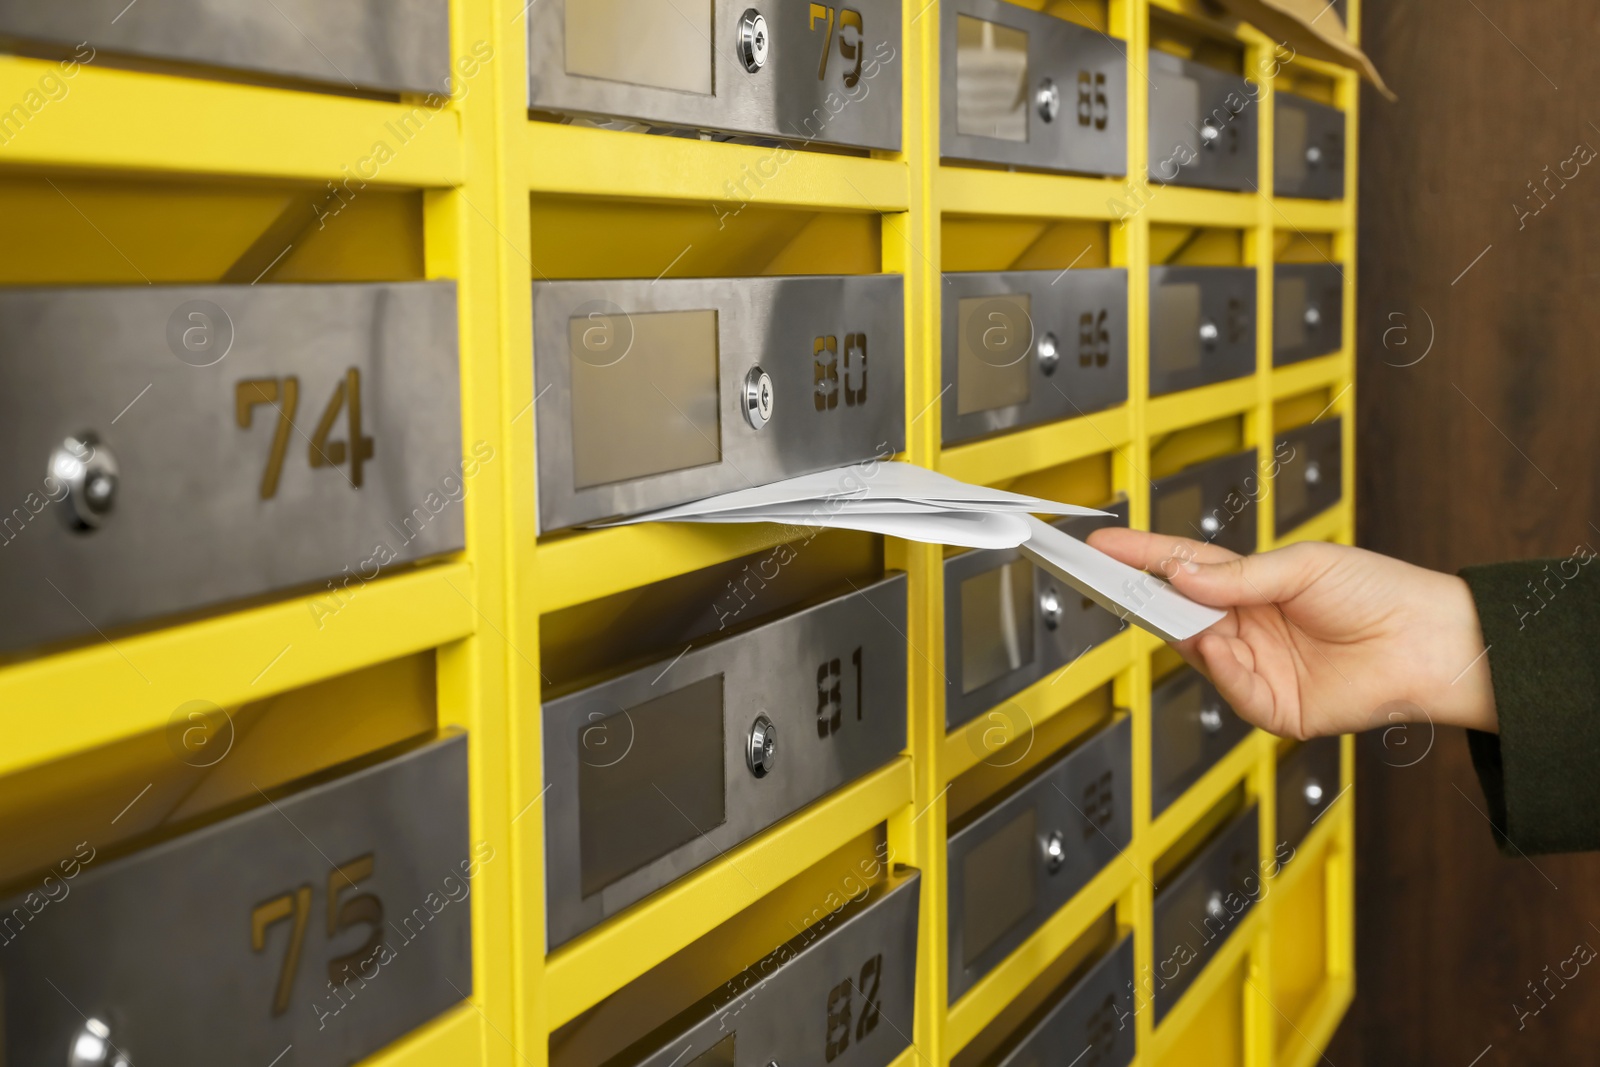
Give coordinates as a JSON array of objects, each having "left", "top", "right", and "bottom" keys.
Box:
[{"left": 1333, "top": 0, "right": 1600, "bottom": 1061}]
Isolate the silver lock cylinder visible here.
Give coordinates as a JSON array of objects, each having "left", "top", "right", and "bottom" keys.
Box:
[
  {"left": 1205, "top": 890, "right": 1228, "bottom": 923},
  {"left": 743, "top": 365, "right": 775, "bottom": 429},
  {"left": 1304, "top": 304, "right": 1322, "bottom": 329},
  {"left": 1199, "top": 703, "right": 1224, "bottom": 734},
  {"left": 1200, "top": 120, "right": 1221, "bottom": 149},
  {"left": 1036, "top": 331, "right": 1059, "bottom": 376},
  {"left": 747, "top": 714, "right": 777, "bottom": 778},
  {"left": 69, "top": 1018, "right": 131, "bottom": 1067},
  {"left": 1036, "top": 78, "right": 1060, "bottom": 123},
  {"left": 1199, "top": 514, "right": 1221, "bottom": 536},
  {"left": 1304, "top": 460, "right": 1322, "bottom": 487},
  {"left": 1306, "top": 144, "right": 1323, "bottom": 167},
  {"left": 1303, "top": 778, "right": 1325, "bottom": 806},
  {"left": 737, "top": 10, "right": 769, "bottom": 73},
  {"left": 1198, "top": 319, "right": 1219, "bottom": 349},
  {"left": 49, "top": 432, "right": 119, "bottom": 532},
  {"left": 1039, "top": 587, "right": 1062, "bottom": 631},
  {"left": 1041, "top": 829, "right": 1066, "bottom": 873}
]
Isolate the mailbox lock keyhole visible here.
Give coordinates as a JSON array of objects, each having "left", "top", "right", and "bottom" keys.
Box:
[
  {"left": 747, "top": 714, "right": 777, "bottom": 778},
  {"left": 1041, "top": 830, "right": 1066, "bottom": 873},
  {"left": 1304, "top": 305, "right": 1322, "bottom": 330},
  {"left": 1199, "top": 703, "right": 1224, "bottom": 734},
  {"left": 1306, "top": 144, "right": 1324, "bottom": 168},
  {"left": 1304, "top": 460, "right": 1322, "bottom": 487},
  {"left": 738, "top": 10, "right": 769, "bottom": 73},
  {"left": 1200, "top": 120, "right": 1221, "bottom": 150},
  {"left": 1198, "top": 319, "right": 1220, "bottom": 351},
  {"left": 50, "top": 432, "right": 119, "bottom": 533},
  {"left": 1039, "top": 588, "right": 1063, "bottom": 631},
  {"left": 1205, "top": 890, "right": 1228, "bottom": 923},
  {"left": 1304, "top": 778, "right": 1325, "bottom": 807},
  {"left": 1036, "top": 78, "right": 1060, "bottom": 123},
  {"left": 743, "top": 366, "right": 775, "bottom": 429},
  {"left": 69, "top": 1018, "right": 131, "bottom": 1067},
  {"left": 1036, "top": 331, "right": 1060, "bottom": 376}
]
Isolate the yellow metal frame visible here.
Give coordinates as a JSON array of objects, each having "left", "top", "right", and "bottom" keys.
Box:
[{"left": 0, "top": 0, "right": 1359, "bottom": 1063}]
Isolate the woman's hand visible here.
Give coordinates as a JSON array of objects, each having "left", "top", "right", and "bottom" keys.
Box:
[{"left": 1086, "top": 529, "right": 1498, "bottom": 738}]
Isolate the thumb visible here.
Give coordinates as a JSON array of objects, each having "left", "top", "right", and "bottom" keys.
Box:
[{"left": 1168, "top": 544, "right": 1319, "bottom": 608}]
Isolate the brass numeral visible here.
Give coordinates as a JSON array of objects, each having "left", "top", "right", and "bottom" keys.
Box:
[
  {"left": 251, "top": 885, "right": 312, "bottom": 1017},
  {"left": 236, "top": 369, "right": 375, "bottom": 499},
  {"left": 251, "top": 854, "right": 384, "bottom": 1019}
]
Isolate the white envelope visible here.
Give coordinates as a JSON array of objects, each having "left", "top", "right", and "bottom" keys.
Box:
[
  {"left": 656, "top": 506, "right": 1033, "bottom": 549},
  {"left": 1018, "top": 516, "right": 1226, "bottom": 643}
]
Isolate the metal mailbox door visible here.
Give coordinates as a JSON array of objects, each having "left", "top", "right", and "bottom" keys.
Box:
[
  {"left": 1151, "top": 666, "right": 1253, "bottom": 816},
  {"left": 0, "top": 734, "right": 474, "bottom": 1066},
  {"left": 528, "top": 0, "right": 903, "bottom": 150},
  {"left": 943, "top": 501, "right": 1129, "bottom": 731},
  {"left": 608, "top": 870, "right": 920, "bottom": 1067},
  {"left": 946, "top": 717, "right": 1132, "bottom": 1003},
  {"left": 533, "top": 275, "right": 905, "bottom": 532},
  {"left": 940, "top": 0, "right": 1127, "bottom": 175},
  {"left": 1273, "top": 417, "right": 1342, "bottom": 535},
  {"left": 1149, "top": 449, "right": 1259, "bottom": 556},
  {"left": 0, "top": 1, "right": 450, "bottom": 94},
  {"left": 996, "top": 934, "right": 1137, "bottom": 1067},
  {"left": 1147, "top": 50, "right": 1258, "bottom": 191},
  {"left": 1151, "top": 804, "right": 1259, "bottom": 1021},
  {"left": 542, "top": 575, "right": 908, "bottom": 949},
  {"left": 1272, "top": 263, "right": 1343, "bottom": 367},
  {"left": 1275, "top": 94, "right": 1346, "bottom": 200},
  {"left": 0, "top": 283, "right": 463, "bottom": 656},
  {"left": 1148, "top": 265, "right": 1256, "bottom": 396},
  {"left": 940, "top": 269, "right": 1128, "bottom": 447},
  {"left": 1275, "top": 737, "right": 1341, "bottom": 855}
]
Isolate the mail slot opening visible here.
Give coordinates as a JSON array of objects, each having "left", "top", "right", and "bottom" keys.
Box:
[
  {"left": 1152, "top": 958, "right": 1246, "bottom": 1061},
  {"left": 1275, "top": 230, "right": 1337, "bottom": 264},
  {"left": 1002, "top": 452, "right": 1115, "bottom": 515},
  {"left": 0, "top": 654, "right": 438, "bottom": 893},
  {"left": 943, "top": 217, "right": 1111, "bottom": 274},
  {"left": 1148, "top": 15, "right": 1246, "bottom": 78},
  {"left": 1276, "top": 67, "right": 1339, "bottom": 107},
  {"left": 949, "top": 685, "right": 1117, "bottom": 826},
  {"left": 952, "top": 909, "right": 1131, "bottom": 1067},
  {"left": 529, "top": 195, "right": 884, "bottom": 280},
  {"left": 1152, "top": 225, "right": 1245, "bottom": 267},
  {"left": 1273, "top": 388, "right": 1333, "bottom": 434},
  {"left": 1149, "top": 415, "right": 1245, "bottom": 480},
  {"left": 1153, "top": 783, "right": 1249, "bottom": 885},
  {"left": 540, "top": 532, "right": 885, "bottom": 693},
  {"left": 0, "top": 175, "right": 427, "bottom": 285},
  {"left": 550, "top": 826, "right": 918, "bottom": 1067},
  {"left": 1269, "top": 841, "right": 1337, "bottom": 1058}
]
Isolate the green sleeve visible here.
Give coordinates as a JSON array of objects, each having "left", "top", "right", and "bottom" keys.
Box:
[{"left": 1460, "top": 555, "right": 1600, "bottom": 855}]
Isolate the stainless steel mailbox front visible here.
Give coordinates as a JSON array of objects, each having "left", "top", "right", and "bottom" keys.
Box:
[
  {"left": 947, "top": 716, "right": 1132, "bottom": 1003},
  {"left": 0, "top": 734, "right": 473, "bottom": 1066},
  {"left": 1148, "top": 265, "right": 1255, "bottom": 396},
  {"left": 1151, "top": 667, "right": 1252, "bottom": 816},
  {"left": 940, "top": 269, "right": 1128, "bottom": 447},
  {"left": 607, "top": 870, "right": 920, "bottom": 1067},
  {"left": 0, "top": 283, "right": 463, "bottom": 656},
  {"left": 1272, "top": 263, "right": 1343, "bottom": 367},
  {"left": 995, "top": 934, "right": 1137, "bottom": 1067},
  {"left": 528, "top": 0, "right": 903, "bottom": 150},
  {"left": 1147, "top": 50, "right": 1258, "bottom": 191},
  {"left": 1276, "top": 738, "right": 1340, "bottom": 855},
  {"left": 940, "top": 0, "right": 1127, "bottom": 175},
  {"left": 0, "top": 1, "right": 450, "bottom": 94},
  {"left": 943, "top": 502, "right": 1129, "bottom": 731},
  {"left": 1274, "top": 417, "right": 1342, "bottom": 535},
  {"left": 1151, "top": 804, "right": 1259, "bottom": 1021},
  {"left": 543, "top": 575, "right": 908, "bottom": 948},
  {"left": 1150, "top": 449, "right": 1258, "bottom": 556},
  {"left": 533, "top": 275, "right": 906, "bottom": 532},
  {"left": 1274, "top": 94, "right": 1346, "bottom": 200}
]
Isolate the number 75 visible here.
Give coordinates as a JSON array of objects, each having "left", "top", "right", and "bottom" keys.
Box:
[{"left": 251, "top": 853, "right": 385, "bottom": 1017}]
